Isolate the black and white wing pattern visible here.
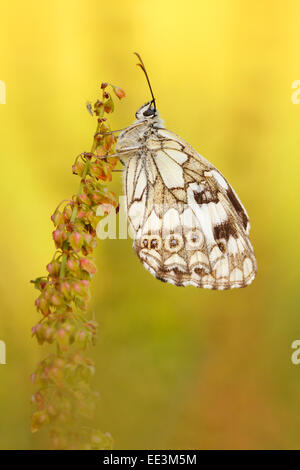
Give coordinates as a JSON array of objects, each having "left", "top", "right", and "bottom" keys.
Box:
[{"left": 124, "top": 127, "right": 257, "bottom": 289}]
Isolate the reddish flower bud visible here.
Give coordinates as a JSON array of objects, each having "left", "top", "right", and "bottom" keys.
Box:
[
  {"left": 72, "top": 281, "right": 83, "bottom": 294},
  {"left": 86, "top": 210, "right": 96, "bottom": 224},
  {"left": 90, "top": 191, "right": 103, "bottom": 204},
  {"left": 50, "top": 294, "right": 62, "bottom": 306},
  {"left": 77, "top": 331, "right": 87, "bottom": 341},
  {"left": 72, "top": 160, "right": 85, "bottom": 176},
  {"left": 44, "top": 327, "right": 53, "bottom": 341},
  {"left": 103, "top": 134, "right": 115, "bottom": 151},
  {"left": 52, "top": 229, "right": 67, "bottom": 248},
  {"left": 35, "top": 296, "right": 50, "bottom": 315},
  {"left": 57, "top": 328, "right": 66, "bottom": 339},
  {"left": 108, "top": 156, "right": 119, "bottom": 167},
  {"left": 96, "top": 146, "right": 107, "bottom": 157},
  {"left": 104, "top": 97, "right": 114, "bottom": 114},
  {"left": 89, "top": 163, "right": 104, "bottom": 179},
  {"left": 75, "top": 330, "right": 89, "bottom": 349},
  {"left": 84, "top": 320, "right": 98, "bottom": 338},
  {"left": 32, "top": 277, "right": 48, "bottom": 291},
  {"left": 53, "top": 358, "right": 64, "bottom": 369},
  {"left": 31, "top": 411, "right": 48, "bottom": 433},
  {"left": 66, "top": 257, "right": 80, "bottom": 274},
  {"left": 71, "top": 281, "right": 89, "bottom": 303},
  {"left": 73, "top": 352, "right": 83, "bottom": 364},
  {"left": 113, "top": 86, "right": 126, "bottom": 100},
  {"left": 56, "top": 328, "right": 69, "bottom": 352},
  {"left": 33, "top": 322, "right": 42, "bottom": 335},
  {"left": 30, "top": 373, "right": 36, "bottom": 384},
  {"left": 83, "top": 233, "right": 93, "bottom": 244},
  {"left": 63, "top": 204, "right": 73, "bottom": 222},
  {"left": 77, "top": 208, "right": 86, "bottom": 220},
  {"left": 95, "top": 132, "right": 104, "bottom": 143},
  {"left": 46, "top": 262, "right": 54, "bottom": 275},
  {"left": 80, "top": 258, "right": 97, "bottom": 275},
  {"left": 51, "top": 209, "right": 64, "bottom": 226},
  {"left": 64, "top": 322, "right": 75, "bottom": 335},
  {"left": 69, "top": 231, "right": 83, "bottom": 252},
  {"left": 93, "top": 100, "right": 104, "bottom": 116},
  {"left": 60, "top": 281, "right": 71, "bottom": 297},
  {"left": 35, "top": 391, "right": 44, "bottom": 408},
  {"left": 78, "top": 193, "right": 91, "bottom": 206},
  {"left": 46, "top": 260, "right": 60, "bottom": 276}
]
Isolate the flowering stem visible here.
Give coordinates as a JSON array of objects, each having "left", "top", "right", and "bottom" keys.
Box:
[
  {"left": 59, "top": 161, "right": 91, "bottom": 280},
  {"left": 31, "top": 83, "right": 125, "bottom": 450},
  {"left": 58, "top": 100, "right": 106, "bottom": 282}
]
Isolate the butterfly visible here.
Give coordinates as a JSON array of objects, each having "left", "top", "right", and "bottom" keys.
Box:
[{"left": 115, "top": 53, "right": 257, "bottom": 289}]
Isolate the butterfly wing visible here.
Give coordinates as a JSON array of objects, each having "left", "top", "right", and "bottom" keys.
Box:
[{"left": 125, "top": 127, "right": 257, "bottom": 289}]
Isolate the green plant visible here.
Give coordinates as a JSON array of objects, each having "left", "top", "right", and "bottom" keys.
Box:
[{"left": 31, "top": 83, "right": 125, "bottom": 449}]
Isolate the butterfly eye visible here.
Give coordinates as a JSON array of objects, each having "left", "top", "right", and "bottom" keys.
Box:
[{"left": 143, "top": 107, "right": 155, "bottom": 117}]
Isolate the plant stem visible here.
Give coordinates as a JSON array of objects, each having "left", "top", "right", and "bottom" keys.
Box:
[{"left": 59, "top": 115, "right": 103, "bottom": 280}]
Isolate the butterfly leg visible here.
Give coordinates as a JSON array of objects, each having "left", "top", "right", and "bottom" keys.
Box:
[
  {"left": 94, "top": 128, "right": 127, "bottom": 138},
  {"left": 95, "top": 147, "right": 141, "bottom": 161},
  {"left": 95, "top": 121, "right": 146, "bottom": 138}
]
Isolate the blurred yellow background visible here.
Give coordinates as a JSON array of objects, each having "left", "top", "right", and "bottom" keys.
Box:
[{"left": 0, "top": 0, "right": 300, "bottom": 450}]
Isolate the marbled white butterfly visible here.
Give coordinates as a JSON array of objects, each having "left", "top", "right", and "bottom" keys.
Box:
[{"left": 115, "top": 53, "right": 257, "bottom": 289}]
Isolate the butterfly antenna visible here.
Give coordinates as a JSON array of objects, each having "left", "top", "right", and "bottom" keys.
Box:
[{"left": 134, "top": 52, "right": 156, "bottom": 112}]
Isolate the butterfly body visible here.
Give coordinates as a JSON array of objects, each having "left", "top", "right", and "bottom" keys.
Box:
[{"left": 116, "top": 101, "right": 257, "bottom": 289}]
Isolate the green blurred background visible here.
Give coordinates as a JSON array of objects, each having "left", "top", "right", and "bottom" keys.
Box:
[{"left": 0, "top": 0, "right": 300, "bottom": 450}]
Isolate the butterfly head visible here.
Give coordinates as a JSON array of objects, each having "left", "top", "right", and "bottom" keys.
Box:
[
  {"left": 135, "top": 101, "right": 163, "bottom": 127},
  {"left": 135, "top": 101, "right": 158, "bottom": 119}
]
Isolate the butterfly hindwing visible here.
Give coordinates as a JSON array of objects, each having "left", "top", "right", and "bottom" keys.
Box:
[{"left": 123, "top": 124, "right": 256, "bottom": 289}]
